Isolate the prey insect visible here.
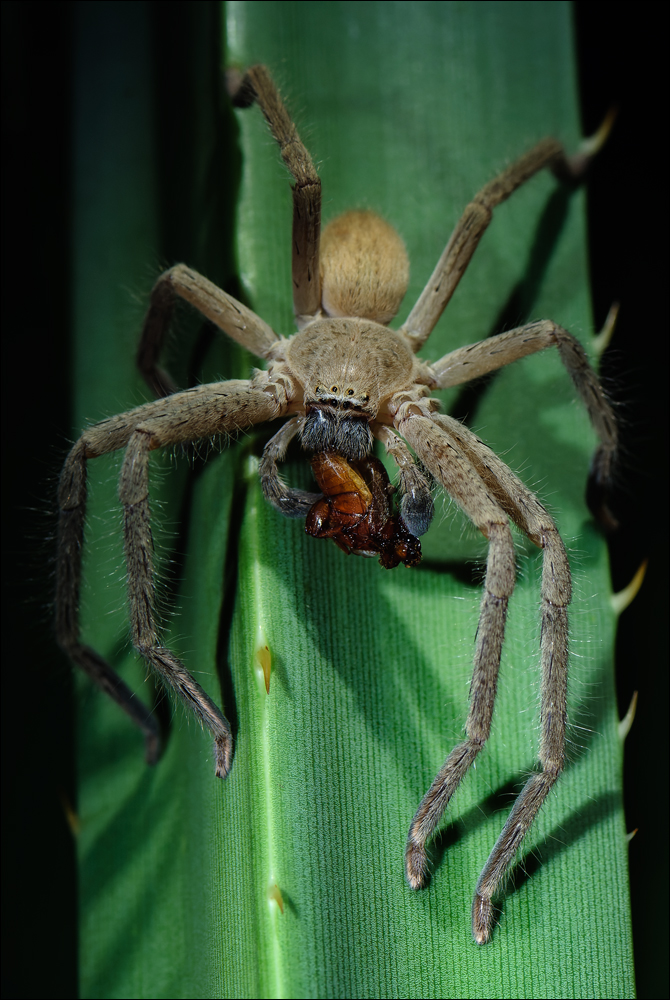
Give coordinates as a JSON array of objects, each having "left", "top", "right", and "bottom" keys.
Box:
[
  {"left": 305, "top": 452, "right": 423, "bottom": 568},
  {"left": 56, "top": 65, "right": 616, "bottom": 943}
]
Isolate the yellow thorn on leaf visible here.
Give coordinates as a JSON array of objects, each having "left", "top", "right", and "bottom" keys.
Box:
[
  {"left": 254, "top": 626, "right": 272, "bottom": 693},
  {"left": 592, "top": 302, "right": 619, "bottom": 358},
  {"left": 618, "top": 690, "right": 638, "bottom": 740},
  {"left": 59, "top": 788, "right": 80, "bottom": 837},
  {"left": 256, "top": 645, "right": 271, "bottom": 694},
  {"left": 579, "top": 106, "right": 618, "bottom": 160},
  {"left": 268, "top": 882, "right": 284, "bottom": 913},
  {"left": 611, "top": 559, "right": 647, "bottom": 615},
  {"left": 567, "top": 106, "right": 617, "bottom": 176}
]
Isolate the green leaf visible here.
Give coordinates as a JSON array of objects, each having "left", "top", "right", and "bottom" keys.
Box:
[{"left": 72, "top": 3, "right": 634, "bottom": 997}]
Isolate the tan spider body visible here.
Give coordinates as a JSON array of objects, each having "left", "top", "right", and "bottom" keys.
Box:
[{"left": 56, "top": 65, "right": 616, "bottom": 943}]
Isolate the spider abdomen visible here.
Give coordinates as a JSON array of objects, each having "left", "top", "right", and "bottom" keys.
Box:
[{"left": 319, "top": 210, "right": 409, "bottom": 324}]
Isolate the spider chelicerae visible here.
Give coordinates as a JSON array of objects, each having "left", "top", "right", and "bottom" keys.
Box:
[{"left": 56, "top": 64, "right": 616, "bottom": 943}]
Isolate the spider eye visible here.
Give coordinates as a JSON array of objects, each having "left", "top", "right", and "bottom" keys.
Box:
[
  {"left": 315, "top": 385, "right": 323, "bottom": 394},
  {"left": 347, "top": 388, "right": 354, "bottom": 396},
  {"left": 330, "top": 385, "right": 339, "bottom": 393}
]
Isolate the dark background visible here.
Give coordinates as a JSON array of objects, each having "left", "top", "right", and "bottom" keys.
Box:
[{"left": 2, "top": 3, "right": 667, "bottom": 996}]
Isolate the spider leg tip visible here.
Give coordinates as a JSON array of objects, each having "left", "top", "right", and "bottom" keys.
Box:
[
  {"left": 405, "top": 841, "right": 429, "bottom": 889},
  {"left": 214, "top": 735, "right": 234, "bottom": 779},
  {"left": 472, "top": 893, "right": 493, "bottom": 945}
]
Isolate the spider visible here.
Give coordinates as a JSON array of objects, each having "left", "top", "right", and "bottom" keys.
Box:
[{"left": 56, "top": 64, "right": 617, "bottom": 944}]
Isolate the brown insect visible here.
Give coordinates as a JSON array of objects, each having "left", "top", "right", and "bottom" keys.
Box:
[
  {"left": 305, "top": 452, "right": 422, "bottom": 568},
  {"left": 56, "top": 65, "right": 616, "bottom": 942}
]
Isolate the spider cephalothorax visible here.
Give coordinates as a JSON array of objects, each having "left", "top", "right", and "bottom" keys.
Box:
[{"left": 56, "top": 65, "right": 616, "bottom": 943}]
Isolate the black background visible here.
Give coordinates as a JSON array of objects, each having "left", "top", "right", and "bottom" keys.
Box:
[{"left": 2, "top": 3, "right": 667, "bottom": 996}]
